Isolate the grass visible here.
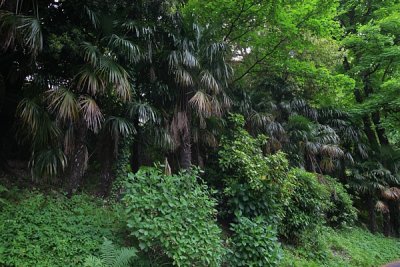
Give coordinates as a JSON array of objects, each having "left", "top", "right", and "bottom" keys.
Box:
[{"left": 282, "top": 227, "right": 400, "bottom": 267}]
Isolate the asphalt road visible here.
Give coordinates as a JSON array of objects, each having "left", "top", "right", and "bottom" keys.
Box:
[{"left": 383, "top": 262, "right": 400, "bottom": 267}]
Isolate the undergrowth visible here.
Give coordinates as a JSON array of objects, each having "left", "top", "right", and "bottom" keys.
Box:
[{"left": 282, "top": 227, "right": 400, "bottom": 267}]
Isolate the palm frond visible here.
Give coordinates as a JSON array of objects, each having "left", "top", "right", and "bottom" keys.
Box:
[
  {"left": 127, "top": 101, "right": 157, "bottom": 124},
  {"left": 105, "top": 116, "right": 135, "bottom": 138},
  {"left": 17, "top": 98, "right": 61, "bottom": 149},
  {"left": 79, "top": 96, "right": 104, "bottom": 133},
  {"left": 189, "top": 90, "right": 212, "bottom": 118},
  {"left": 47, "top": 87, "right": 79, "bottom": 122},
  {"left": 0, "top": 10, "right": 18, "bottom": 51},
  {"left": 108, "top": 34, "right": 140, "bottom": 63},
  {"left": 81, "top": 42, "right": 100, "bottom": 66},
  {"left": 98, "top": 56, "right": 131, "bottom": 101},
  {"left": 375, "top": 200, "right": 389, "bottom": 213},
  {"left": 84, "top": 6, "right": 100, "bottom": 29},
  {"left": 174, "top": 67, "right": 193, "bottom": 87},
  {"left": 18, "top": 15, "right": 42, "bottom": 55},
  {"left": 200, "top": 70, "right": 220, "bottom": 93},
  {"left": 29, "top": 148, "right": 67, "bottom": 179},
  {"left": 182, "top": 49, "right": 199, "bottom": 68},
  {"left": 0, "top": 11, "right": 42, "bottom": 55},
  {"left": 76, "top": 65, "right": 106, "bottom": 95},
  {"left": 382, "top": 187, "right": 400, "bottom": 200}
]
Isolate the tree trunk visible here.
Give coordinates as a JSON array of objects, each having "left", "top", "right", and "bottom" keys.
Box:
[
  {"left": 66, "top": 121, "right": 88, "bottom": 196},
  {"left": 98, "top": 132, "right": 117, "bottom": 197},
  {"left": 372, "top": 111, "right": 389, "bottom": 146},
  {"left": 354, "top": 87, "right": 380, "bottom": 150},
  {"left": 363, "top": 116, "right": 380, "bottom": 150},
  {"left": 389, "top": 200, "right": 400, "bottom": 237},
  {"left": 383, "top": 211, "right": 391, "bottom": 237},
  {"left": 131, "top": 136, "right": 141, "bottom": 173},
  {"left": 179, "top": 123, "right": 191, "bottom": 170},
  {"left": 367, "top": 195, "right": 377, "bottom": 233}
]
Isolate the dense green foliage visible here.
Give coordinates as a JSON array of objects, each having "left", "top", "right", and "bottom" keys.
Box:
[
  {"left": 280, "top": 169, "right": 331, "bottom": 243},
  {"left": 0, "top": 192, "right": 124, "bottom": 267},
  {"left": 324, "top": 175, "right": 358, "bottom": 228},
  {"left": 1, "top": 0, "right": 400, "bottom": 265},
  {"left": 228, "top": 216, "right": 282, "bottom": 267},
  {"left": 84, "top": 239, "right": 137, "bottom": 267},
  {"left": 218, "top": 114, "right": 292, "bottom": 223},
  {"left": 123, "top": 167, "right": 224, "bottom": 266},
  {"left": 282, "top": 227, "right": 400, "bottom": 267}
]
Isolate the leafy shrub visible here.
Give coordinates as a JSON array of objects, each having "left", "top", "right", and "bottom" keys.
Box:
[
  {"left": 0, "top": 192, "right": 124, "bottom": 267},
  {"left": 84, "top": 239, "right": 137, "bottom": 267},
  {"left": 123, "top": 167, "right": 225, "bottom": 266},
  {"left": 282, "top": 227, "right": 400, "bottom": 267},
  {"left": 323, "top": 175, "right": 357, "bottom": 227},
  {"left": 280, "top": 168, "right": 331, "bottom": 243},
  {"left": 219, "top": 114, "right": 293, "bottom": 223},
  {"left": 228, "top": 216, "right": 282, "bottom": 267}
]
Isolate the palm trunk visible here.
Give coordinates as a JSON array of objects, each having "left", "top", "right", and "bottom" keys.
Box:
[
  {"left": 66, "top": 121, "right": 88, "bottom": 196},
  {"left": 179, "top": 122, "right": 191, "bottom": 169},
  {"left": 389, "top": 201, "right": 400, "bottom": 237},
  {"left": 131, "top": 135, "right": 141, "bottom": 173},
  {"left": 383, "top": 211, "right": 391, "bottom": 237},
  {"left": 98, "top": 132, "right": 117, "bottom": 197},
  {"left": 367, "top": 195, "right": 377, "bottom": 233}
]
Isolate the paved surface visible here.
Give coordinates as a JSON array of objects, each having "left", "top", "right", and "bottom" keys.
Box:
[{"left": 383, "top": 261, "right": 400, "bottom": 267}]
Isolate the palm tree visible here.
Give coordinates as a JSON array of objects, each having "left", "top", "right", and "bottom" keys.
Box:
[
  {"left": 234, "top": 79, "right": 355, "bottom": 174},
  {"left": 349, "top": 160, "right": 400, "bottom": 233},
  {"left": 12, "top": 3, "right": 140, "bottom": 194},
  {"left": 161, "top": 19, "right": 232, "bottom": 169}
]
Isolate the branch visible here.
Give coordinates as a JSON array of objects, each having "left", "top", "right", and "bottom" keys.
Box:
[
  {"left": 382, "top": 59, "right": 393, "bottom": 82},
  {"left": 231, "top": 37, "right": 287, "bottom": 84},
  {"left": 231, "top": 9, "right": 318, "bottom": 84},
  {"left": 223, "top": 1, "right": 248, "bottom": 42}
]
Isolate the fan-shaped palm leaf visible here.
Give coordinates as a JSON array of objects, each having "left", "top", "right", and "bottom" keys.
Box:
[
  {"left": 79, "top": 96, "right": 104, "bottom": 133},
  {"left": 81, "top": 41, "right": 100, "bottom": 66},
  {"left": 18, "top": 15, "right": 42, "bottom": 55},
  {"left": 189, "top": 90, "right": 212, "bottom": 118},
  {"left": 105, "top": 116, "right": 135, "bottom": 139},
  {"left": 127, "top": 101, "right": 157, "bottom": 124},
  {"left": 47, "top": 87, "right": 79, "bottom": 122},
  {"left": 200, "top": 70, "right": 220, "bottom": 93},
  {"left": 29, "top": 148, "right": 67, "bottom": 179},
  {"left": 84, "top": 6, "right": 100, "bottom": 29},
  {"left": 17, "top": 98, "right": 61, "bottom": 149},
  {"left": 98, "top": 56, "right": 131, "bottom": 101},
  {"left": 0, "top": 11, "right": 42, "bottom": 55},
  {"left": 76, "top": 65, "right": 106, "bottom": 95},
  {"left": 107, "top": 34, "right": 140, "bottom": 63}
]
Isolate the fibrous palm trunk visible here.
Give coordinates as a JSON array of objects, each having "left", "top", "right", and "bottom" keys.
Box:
[
  {"left": 179, "top": 124, "right": 191, "bottom": 169},
  {"left": 66, "top": 121, "right": 88, "bottom": 196},
  {"left": 98, "top": 132, "right": 116, "bottom": 197},
  {"left": 389, "top": 201, "right": 400, "bottom": 237},
  {"left": 367, "top": 195, "right": 377, "bottom": 233},
  {"left": 383, "top": 211, "right": 391, "bottom": 237}
]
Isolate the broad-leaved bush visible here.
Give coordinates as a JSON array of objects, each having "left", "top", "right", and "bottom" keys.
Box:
[
  {"left": 280, "top": 168, "right": 331, "bottom": 243},
  {"left": 228, "top": 216, "right": 282, "bottom": 267},
  {"left": 219, "top": 114, "right": 293, "bottom": 223},
  {"left": 123, "top": 167, "right": 224, "bottom": 266},
  {"left": 323, "top": 175, "right": 357, "bottom": 227}
]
